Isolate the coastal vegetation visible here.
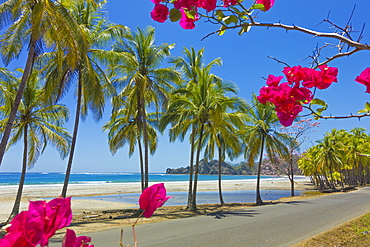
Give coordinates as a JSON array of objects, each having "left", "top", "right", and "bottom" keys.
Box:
[{"left": 299, "top": 128, "right": 370, "bottom": 191}]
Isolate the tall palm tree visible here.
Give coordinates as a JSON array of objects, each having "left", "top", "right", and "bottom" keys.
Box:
[
  {"left": 165, "top": 47, "right": 221, "bottom": 207},
  {"left": 162, "top": 67, "right": 242, "bottom": 210},
  {"left": 108, "top": 26, "right": 180, "bottom": 189},
  {"left": 240, "top": 94, "right": 291, "bottom": 205},
  {"left": 0, "top": 70, "right": 71, "bottom": 222},
  {"left": 40, "top": 0, "right": 124, "bottom": 197},
  {"left": 202, "top": 95, "right": 247, "bottom": 205},
  {"left": 0, "top": 0, "right": 89, "bottom": 166}
]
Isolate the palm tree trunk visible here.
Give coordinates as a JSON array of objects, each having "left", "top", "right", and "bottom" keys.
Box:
[
  {"left": 61, "top": 74, "right": 82, "bottom": 198},
  {"left": 289, "top": 152, "right": 295, "bottom": 197},
  {"left": 7, "top": 125, "right": 29, "bottom": 223},
  {"left": 218, "top": 144, "right": 225, "bottom": 206},
  {"left": 0, "top": 38, "right": 36, "bottom": 166},
  {"left": 138, "top": 138, "right": 145, "bottom": 192},
  {"left": 190, "top": 123, "right": 204, "bottom": 211},
  {"left": 186, "top": 124, "right": 195, "bottom": 209},
  {"left": 256, "top": 135, "right": 265, "bottom": 205},
  {"left": 142, "top": 102, "right": 149, "bottom": 189}
]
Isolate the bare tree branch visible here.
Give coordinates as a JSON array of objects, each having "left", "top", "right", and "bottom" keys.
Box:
[{"left": 203, "top": 22, "right": 370, "bottom": 51}]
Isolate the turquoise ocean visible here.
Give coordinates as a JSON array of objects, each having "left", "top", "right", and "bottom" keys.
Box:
[{"left": 0, "top": 172, "right": 270, "bottom": 186}]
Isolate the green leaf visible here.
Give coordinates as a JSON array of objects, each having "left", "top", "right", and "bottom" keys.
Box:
[
  {"left": 310, "top": 98, "right": 327, "bottom": 115},
  {"left": 238, "top": 23, "right": 251, "bottom": 35},
  {"left": 185, "top": 9, "right": 197, "bottom": 19},
  {"left": 251, "top": 4, "right": 265, "bottom": 11},
  {"left": 310, "top": 98, "right": 327, "bottom": 107},
  {"left": 215, "top": 10, "right": 225, "bottom": 20},
  {"left": 358, "top": 102, "right": 370, "bottom": 113},
  {"left": 223, "top": 15, "right": 238, "bottom": 25},
  {"left": 366, "top": 102, "right": 370, "bottom": 111},
  {"left": 218, "top": 26, "right": 227, "bottom": 36},
  {"left": 169, "top": 8, "right": 181, "bottom": 22}
]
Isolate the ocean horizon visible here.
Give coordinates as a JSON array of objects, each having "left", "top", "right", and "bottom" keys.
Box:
[{"left": 0, "top": 172, "right": 276, "bottom": 186}]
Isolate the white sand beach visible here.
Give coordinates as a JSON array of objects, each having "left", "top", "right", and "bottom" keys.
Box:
[{"left": 0, "top": 176, "right": 313, "bottom": 223}]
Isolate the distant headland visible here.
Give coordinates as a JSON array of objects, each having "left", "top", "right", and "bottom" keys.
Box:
[{"left": 166, "top": 160, "right": 257, "bottom": 175}]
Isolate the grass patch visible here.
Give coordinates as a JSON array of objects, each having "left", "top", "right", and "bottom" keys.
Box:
[{"left": 295, "top": 212, "right": 370, "bottom": 246}]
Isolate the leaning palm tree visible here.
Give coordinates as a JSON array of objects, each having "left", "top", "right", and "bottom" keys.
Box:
[
  {"left": 240, "top": 94, "right": 291, "bottom": 205},
  {"left": 0, "top": 0, "right": 89, "bottom": 166},
  {"left": 40, "top": 0, "right": 124, "bottom": 197},
  {"left": 0, "top": 70, "right": 71, "bottom": 222},
  {"left": 165, "top": 46, "right": 222, "bottom": 207},
  {"left": 109, "top": 26, "right": 180, "bottom": 189}
]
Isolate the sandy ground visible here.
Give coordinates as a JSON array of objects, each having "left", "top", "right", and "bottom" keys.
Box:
[{"left": 0, "top": 176, "right": 314, "bottom": 224}]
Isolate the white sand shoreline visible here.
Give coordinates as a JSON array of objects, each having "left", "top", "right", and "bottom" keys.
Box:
[{"left": 0, "top": 176, "right": 313, "bottom": 222}]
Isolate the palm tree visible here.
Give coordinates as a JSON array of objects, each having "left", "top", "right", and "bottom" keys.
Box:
[
  {"left": 202, "top": 95, "right": 247, "bottom": 205},
  {"left": 108, "top": 26, "right": 180, "bottom": 189},
  {"left": 103, "top": 99, "right": 158, "bottom": 192},
  {"left": 347, "top": 128, "right": 368, "bottom": 185},
  {"left": 0, "top": 70, "right": 71, "bottom": 222},
  {"left": 315, "top": 130, "right": 345, "bottom": 189},
  {"left": 40, "top": 0, "right": 125, "bottom": 197},
  {"left": 240, "top": 94, "right": 291, "bottom": 205},
  {"left": 0, "top": 0, "right": 89, "bottom": 166},
  {"left": 162, "top": 67, "right": 242, "bottom": 210},
  {"left": 202, "top": 120, "right": 245, "bottom": 206},
  {"left": 165, "top": 47, "right": 221, "bottom": 207}
]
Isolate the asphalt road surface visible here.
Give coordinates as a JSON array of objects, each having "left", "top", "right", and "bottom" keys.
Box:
[{"left": 51, "top": 186, "right": 370, "bottom": 247}]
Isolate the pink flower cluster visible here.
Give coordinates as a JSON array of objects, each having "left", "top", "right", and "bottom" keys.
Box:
[
  {"left": 0, "top": 197, "right": 93, "bottom": 247},
  {"left": 139, "top": 183, "right": 172, "bottom": 218},
  {"left": 150, "top": 0, "right": 274, "bottom": 29},
  {"left": 257, "top": 65, "right": 338, "bottom": 127}
]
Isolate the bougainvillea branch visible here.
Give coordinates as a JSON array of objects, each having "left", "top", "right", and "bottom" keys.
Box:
[{"left": 202, "top": 22, "right": 370, "bottom": 50}]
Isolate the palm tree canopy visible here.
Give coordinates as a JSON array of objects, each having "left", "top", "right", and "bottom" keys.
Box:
[
  {"left": 240, "top": 94, "right": 291, "bottom": 167},
  {"left": 0, "top": 70, "right": 71, "bottom": 167}
]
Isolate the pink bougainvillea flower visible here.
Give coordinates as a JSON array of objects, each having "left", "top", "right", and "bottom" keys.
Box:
[
  {"left": 283, "top": 66, "right": 305, "bottom": 84},
  {"left": 256, "top": 0, "right": 275, "bottom": 11},
  {"left": 290, "top": 86, "right": 313, "bottom": 103},
  {"left": 276, "top": 103, "right": 303, "bottom": 127},
  {"left": 302, "top": 65, "right": 338, "bottom": 89},
  {"left": 150, "top": 0, "right": 161, "bottom": 3},
  {"left": 62, "top": 229, "right": 94, "bottom": 247},
  {"left": 257, "top": 73, "right": 313, "bottom": 127},
  {"left": 266, "top": 74, "right": 284, "bottom": 87},
  {"left": 150, "top": 4, "right": 169, "bottom": 23},
  {"left": 2, "top": 197, "right": 73, "bottom": 247},
  {"left": 139, "top": 183, "right": 172, "bottom": 218},
  {"left": 0, "top": 224, "right": 32, "bottom": 247},
  {"left": 174, "top": 0, "right": 198, "bottom": 9},
  {"left": 198, "top": 0, "right": 217, "bottom": 12},
  {"left": 222, "top": 0, "right": 239, "bottom": 7},
  {"left": 27, "top": 197, "right": 73, "bottom": 246},
  {"left": 6, "top": 210, "right": 43, "bottom": 247},
  {"left": 179, "top": 9, "right": 198, "bottom": 29},
  {"left": 316, "top": 64, "right": 338, "bottom": 89},
  {"left": 355, "top": 67, "right": 370, "bottom": 93}
]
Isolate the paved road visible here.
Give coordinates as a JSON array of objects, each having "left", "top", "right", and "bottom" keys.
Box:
[{"left": 51, "top": 186, "right": 370, "bottom": 247}]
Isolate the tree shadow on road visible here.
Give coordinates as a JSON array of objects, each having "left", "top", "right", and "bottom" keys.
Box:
[{"left": 207, "top": 209, "right": 259, "bottom": 219}]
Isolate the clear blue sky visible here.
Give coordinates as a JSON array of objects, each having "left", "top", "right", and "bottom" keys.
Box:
[{"left": 1, "top": 0, "right": 369, "bottom": 173}]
